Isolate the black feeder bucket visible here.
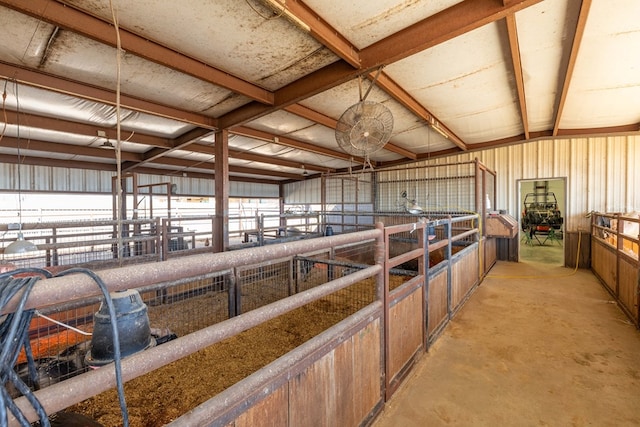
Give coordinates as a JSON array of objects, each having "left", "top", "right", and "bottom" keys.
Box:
[{"left": 85, "top": 289, "right": 155, "bottom": 367}]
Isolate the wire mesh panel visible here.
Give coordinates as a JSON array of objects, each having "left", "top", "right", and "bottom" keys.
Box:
[
  {"left": 236, "top": 259, "right": 292, "bottom": 313},
  {"left": 7, "top": 270, "right": 233, "bottom": 400},
  {"left": 143, "top": 272, "right": 232, "bottom": 336},
  {"left": 375, "top": 162, "right": 477, "bottom": 213}
]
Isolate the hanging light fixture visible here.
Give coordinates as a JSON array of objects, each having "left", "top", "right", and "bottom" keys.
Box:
[
  {"left": 5, "top": 231, "right": 37, "bottom": 254},
  {"left": 97, "top": 130, "right": 115, "bottom": 149},
  {"left": 5, "top": 81, "right": 37, "bottom": 254},
  {"left": 100, "top": 139, "right": 116, "bottom": 150}
]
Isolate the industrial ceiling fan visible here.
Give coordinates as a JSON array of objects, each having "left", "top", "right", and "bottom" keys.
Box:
[{"left": 335, "top": 70, "right": 393, "bottom": 169}]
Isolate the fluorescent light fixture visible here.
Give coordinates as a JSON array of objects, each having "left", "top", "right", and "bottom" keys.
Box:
[
  {"left": 430, "top": 123, "right": 449, "bottom": 139},
  {"left": 263, "top": 0, "right": 311, "bottom": 32}
]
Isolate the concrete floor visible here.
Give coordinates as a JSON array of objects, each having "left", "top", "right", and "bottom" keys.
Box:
[{"left": 372, "top": 243, "right": 640, "bottom": 427}]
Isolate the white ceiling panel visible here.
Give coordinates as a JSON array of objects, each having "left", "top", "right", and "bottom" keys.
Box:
[
  {"left": 516, "top": 0, "right": 579, "bottom": 132},
  {"left": 560, "top": 0, "right": 640, "bottom": 128},
  {"left": 305, "top": 0, "right": 462, "bottom": 49},
  {"left": 0, "top": 0, "right": 637, "bottom": 186}
]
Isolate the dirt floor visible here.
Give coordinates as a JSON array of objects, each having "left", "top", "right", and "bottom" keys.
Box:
[
  {"left": 66, "top": 275, "right": 408, "bottom": 427},
  {"left": 372, "top": 260, "right": 640, "bottom": 427}
]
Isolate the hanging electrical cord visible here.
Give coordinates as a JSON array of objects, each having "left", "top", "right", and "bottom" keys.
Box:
[
  {"left": 109, "top": 0, "right": 125, "bottom": 266},
  {"left": 0, "top": 267, "right": 129, "bottom": 427},
  {"left": 0, "top": 271, "right": 51, "bottom": 427}
]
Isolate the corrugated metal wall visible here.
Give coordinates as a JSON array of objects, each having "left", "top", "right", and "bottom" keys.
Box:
[
  {"left": 0, "top": 166, "right": 280, "bottom": 199},
  {"left": 1, "top": 135, "right": 637, "bottom": 228},
  {"left": 283, "top": 135, "right": 640, "bottom": 232},
  {"left": 413, "top": 135, "right": 640, "bottom": 232}
]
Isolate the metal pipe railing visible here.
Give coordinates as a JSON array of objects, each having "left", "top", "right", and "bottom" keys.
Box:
[
  {"left": 2, "top": 229, "right": 383, "bottom": 314},
  {"left": 8, "top": 228, "right": 384, "bottom": 425},
  {"left": 11, "top": 266, "right": 383, "bottom": 426}
]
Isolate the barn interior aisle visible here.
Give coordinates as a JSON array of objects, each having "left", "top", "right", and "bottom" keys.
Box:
[{"left": 372, "top": 260, "right": 640, "bottom": 427}]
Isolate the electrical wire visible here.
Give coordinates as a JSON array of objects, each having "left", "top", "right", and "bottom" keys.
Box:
[
  {"left": 244, "top": 0, "right": 286, "bottom": 20},
  {"left": 0, "top": 267, "right": 129, "bottom": 427},
  {"left": 54, "top": 268, "right": 129, "bottom": 427},
  {"left": 0, "top": 274, "right": 50, "bottom": 427}
]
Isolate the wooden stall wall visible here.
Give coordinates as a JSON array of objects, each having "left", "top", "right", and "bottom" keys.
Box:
[
  {"left": 288, "top": 318, "right": 383, "bottom": 427},
  {"left": 195, "top": 309, "right": 385, "bottom": 427},
  {"left": 451, "top": 244, "right": 480, "bottom": 313},
  {"left": 591, "top": 239, "right": 616, "bottom": 294},
  {"left": 565, "top": 231, "right": 591, "bottom": 268},
  {"left": 386, "top": 284, "right": 423, "bottom": 397},
  {"left": 591, "top": 238, "right": 640, "bottom": 327},
  {"left": 426, "top": 265, "right": 449, "bottom": 344},
  {"left": 618, "top": 256, "right": 639, "bottom": 325},
  {"left": 383, "top": 222, "right": 426, "bottom": 398}
]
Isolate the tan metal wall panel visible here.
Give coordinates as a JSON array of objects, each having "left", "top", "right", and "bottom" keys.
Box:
[
  {"left": 286, "top": 177, "right": 321, "bottom": 204},
  {"left": 0, "top": 164, "right": 280, "bottom": 198},
  {"left": 415, "top": 135, "right": 640, "bottom": 231}
]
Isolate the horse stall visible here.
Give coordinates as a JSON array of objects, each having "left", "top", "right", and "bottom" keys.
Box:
[
  {"left": 2, "top": 213, "right": 485, "bottom": 427},
  {"left": 590, "top": 212, "right": 640, "bottom": 327},
  {"left": 2, "top": 159, "right": 494, "bottom": 426}
]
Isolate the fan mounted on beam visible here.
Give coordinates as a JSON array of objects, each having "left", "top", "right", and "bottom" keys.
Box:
[{"left": 335, "top": 71, "right": 393, "bottom": 168}]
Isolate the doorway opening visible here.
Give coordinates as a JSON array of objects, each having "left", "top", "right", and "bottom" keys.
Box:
[{"left": 517, "top": 178, "right": 566, "bottom": 265}]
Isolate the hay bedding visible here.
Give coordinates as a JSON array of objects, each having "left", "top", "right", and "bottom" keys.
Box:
[{"left": 69, "top": 275, "right": 408, "bottom": 427}]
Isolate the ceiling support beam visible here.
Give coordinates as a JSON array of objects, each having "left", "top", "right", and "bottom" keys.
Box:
[
  {"left": 262, "top": 0, "right": 360, "bottom": 67},
  {"left": 1, "top": 110, "right": 170, "bottom": 148},
  {"left": 227, "top": 148, "right": 333, "bottom": 173},
  {"left": 0, "top": 153, "right": 281, "bottom": 185},
  {"left": 0, "top": 62, "right": 217, "bottom": 128},
  {"left": 218, "top": 61, "right": 375, "bottom": 129},
  {"left": 285, "top": 103, "right": 417, "bottom": 159},
  {"left": 0, "top": 0, "right": 274, "bottom": 105},
  {"left": 374, "top": 72, "right": 466, "bottom": 152},
  {"left": 505, "top": 14, "right": 530, "bottom": 140},
  {"left": 221, "top": 0, "right": 544, "bottom": 135},
  {"left": 231, "top": 125, "right": 367, "bottom": 164},
  {"left": 214, "top": 129, "right": 229, "bottom": 252},
  {"left": 0, "top": 136, "right": 139, "bottom": 161},
  {"left": 552, "top": 0, "right": 592, "bottom": 136},
  {"left": 122, "top": 128, "right": 213, "bottom": 172},
  {"left": 360, "top": 0, "right": 544, "bottom": 68},
  {"left": 1, "top": 109, "right": 332, "bottom": 173}
]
